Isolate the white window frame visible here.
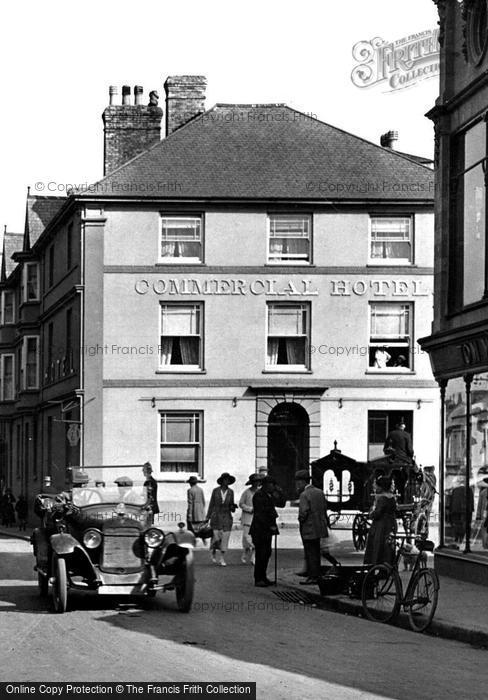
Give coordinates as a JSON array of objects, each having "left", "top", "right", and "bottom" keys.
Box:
[
  {"left": 1, "top": 354, "right": 15, "bottom": 401},
  {"left": 369, "top": 216, "right": 413, "bottom": 265},
  {"left": 368, "top": 302, "right": 413, "bottom": 372},
  {"left": 21, "top": 335, "right": 40, "bottom": 390},
  {"left": 159, "top": 215, "right": 203, "bottom": 264},
  {"left": 22, "top": 262, "right": 40, "bottom": 302},
  {"left": 159, "top": 411, "right": 203, "bottom": 476},
  {"left": 1, "top": 290, "right": 15, "bottom": 325},
  {"left": 266, "top": 302, "right": 310, "bottom": 372},
  {"left": 159, "top": 302, "right": 203, "bottom": 372},
  {"left": 267, "top": 214, "right": 312, "bottom": 264}
]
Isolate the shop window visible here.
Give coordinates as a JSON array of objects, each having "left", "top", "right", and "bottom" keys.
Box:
[
  {"left": 22, "top": 263, "right": 39, "bottom": 302},
  {"left": 268, "top": 214, "right": 311, "bottom": 264},
  {"left": 368, "top": 410, "right": 413, "bottom": 461},
  {"left": 1, "top": 354, "right": 15, "bottom": 401},
  {"left": 160, "top": 303, "right": 202, "bottom": 370},
  {"left": 369, "top": 302, "right": 412, "bottom": 370},
  {"left": 160, "top": 412, "right": 202, "bottom": 474},
  {"left": 160, "top": 216, "right": 202, "bottom": 263},
  {"left": 21, "top": 336, "right": 39, "bottom": 390},
  {"left": 1, "top": 290, "right": 15, "bottom": 325},
  {"left": 451, "top": 119, "right": 487, "bottom": 307},
  {"left": 266, "top": 303, "right": 310, "bottom": 370},
  {"left": 369, "top": 217, "right": 412, "bottom": 264}
]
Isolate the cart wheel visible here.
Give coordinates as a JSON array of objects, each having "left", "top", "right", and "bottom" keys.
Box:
[
  {"left": 175, "top": 551, "right": 194, "bottom": 613},
  {"left": 52, "top": 555, "right": 68, "bottom": 613},
  {"left": 406, "top": 568, "right": 439, "bottom": 632},
  {"left": 352, "top": 514, "right": 369, "bottom": 551},
  {"left": 361, "top": 564, "right": 401, "bottom": 623},
  {"left": 38, "top": 570, "right": 48, "bottom": 597}
]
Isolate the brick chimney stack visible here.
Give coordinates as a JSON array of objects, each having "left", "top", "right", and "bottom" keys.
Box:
[
  {"left": 164, "top": 75, "right": 207, "bottom": 136},
  {"left": 102, "top": 85, "right": 163, "bottom": 175},
  {"left": 380, "top": 130, "right": 399, "bottom": 149}
]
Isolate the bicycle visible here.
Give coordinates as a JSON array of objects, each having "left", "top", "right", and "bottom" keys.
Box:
[{"left": 361, "top": 535, "right": 440, "bottom": 632}]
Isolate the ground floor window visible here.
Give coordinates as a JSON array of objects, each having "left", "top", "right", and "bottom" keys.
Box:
[
  {"left": 160, "top": 412, "right": 202, "bottom": 474},
  {"left": 266, "top": 303, "right": 310, "bottom": 370},
  {"left": 367, "top": 410, "right": 413, "bottom": 461},
  {"left": 444, "top": 373, "right": 488, "bottom": 555}
]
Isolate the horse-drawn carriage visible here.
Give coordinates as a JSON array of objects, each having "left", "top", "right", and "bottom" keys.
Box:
[{"left": 311, "top": 442, "right": 437, "bottom": 550}]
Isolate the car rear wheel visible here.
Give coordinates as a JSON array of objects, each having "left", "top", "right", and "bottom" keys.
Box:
[
  {"left": 52, "top": 555, "right": 68, "bottom": 613},
  {"left": 176, "top": 551, "right": 194, "bottom": 613}
]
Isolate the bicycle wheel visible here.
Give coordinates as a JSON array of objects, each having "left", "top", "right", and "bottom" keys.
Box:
[
  {"left": 407, "top": 568, "right": 439, "bottom": 632},
  {"left": 361, "top": 564, "right": 401, "bottom": 623}
]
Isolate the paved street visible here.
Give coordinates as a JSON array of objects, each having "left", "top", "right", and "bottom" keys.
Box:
[{"left": 0, "top": 535, "right": 486, "bottom": 699}]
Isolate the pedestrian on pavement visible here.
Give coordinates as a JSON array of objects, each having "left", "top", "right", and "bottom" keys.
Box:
[
  {"left": 15, "top": 494, "right": 28, "bottom": 531},
  {"left": 364, "top": 475, "right": 397, "bottom": 566},
  {"left": 186, "top": 476, "right": 208, "bottom": 543},
  {"left": 1, "top": 488, "right": 16, "bottom": 527},
  {"left": 249, "top": 475, "right": 279, "bottom": 586},
  {"left": 206, "top": 472, "right": 237, "bottom": 566},
  {"left": 142, "top": 462, "right": 160, "bottom": 524},
  {"left": 294, "top": 469, "right": 339, "bottom": 585},
  {"left": 239, "top": 473, "right": 263, "bottom": 564}
]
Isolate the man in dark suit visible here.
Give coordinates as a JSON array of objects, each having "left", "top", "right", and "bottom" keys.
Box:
[
  {"left": 142, "top": 462, "right": 160, "bottom": 523},
  {"left": 383, "top": 421, "right": 414, "bottom": 463},
  {"left": 295, "top": 469, "right": 334, "bottom": 585},
  {"left": 249, "top": 476, "right": 279, "bottom": 587}
]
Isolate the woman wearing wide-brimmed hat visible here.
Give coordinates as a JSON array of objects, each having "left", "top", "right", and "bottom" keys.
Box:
[{"left": 206, "top": 472, "right": 237, "bottom": 566}]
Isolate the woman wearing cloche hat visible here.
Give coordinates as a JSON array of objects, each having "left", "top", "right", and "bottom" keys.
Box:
[
  {"left": 206, "top": 473, "right": 237, "bottom": 566},
  {"left": 238, "top": 474, "right": 263, "bottom": 565}
]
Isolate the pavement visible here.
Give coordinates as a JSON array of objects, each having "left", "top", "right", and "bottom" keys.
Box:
[{"left": 3, "top": 521, "right": 487, "bottom": 649}]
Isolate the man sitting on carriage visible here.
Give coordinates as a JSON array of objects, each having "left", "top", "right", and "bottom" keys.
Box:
[{"left": 382, "top": 420, "right": 419, "bottom": 502}]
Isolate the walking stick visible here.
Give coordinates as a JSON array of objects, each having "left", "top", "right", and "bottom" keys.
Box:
[{"left": 274, "top": 533, "right": 278, "bottom": 585}]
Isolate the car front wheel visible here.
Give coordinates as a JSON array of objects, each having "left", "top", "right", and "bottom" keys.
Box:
[
  {"left": 52, "top": 555, "right": 68, "bottom": 613},
  {"left": 175, "top": 551, "right": 194, "bottom": 613}
]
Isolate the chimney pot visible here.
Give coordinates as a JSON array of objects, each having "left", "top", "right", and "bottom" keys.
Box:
[
  {"left": 380, "top": 130, "right": 399, "bottom": 149},
  {"left": 109, "top": 86, "right": 118, "bottom": 105},
  {"left": 134, "top": 85, "right": 143, "bottom": 105},
  {"left": 122, "top": 85, "right": 131, "bottom": 105}
]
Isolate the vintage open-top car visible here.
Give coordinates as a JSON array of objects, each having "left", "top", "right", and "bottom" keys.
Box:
[{"left": 32, "top": 479, "right": 195, "bottom": 614}]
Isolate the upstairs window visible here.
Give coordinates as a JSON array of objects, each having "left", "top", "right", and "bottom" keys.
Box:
[
  {"left": 370, "top": 217, "right": 412, "bottom": 264},
  {"left": 1, "top": 354, "right": 15, "bottom": 401},
  {"left": 1, "top": 290, "right": 15, "bottom": 325},
  {"left": 160, "top": 303, "right": 202, "bottom": 370},
  {"left": 22, "top": 263, "right": 40, "bottom": 302},
  {"left": 21, "top": 336, "right": 39, "bottom": 390},
  {"left": 268, "top": 214, "right": 311, "bottom": 264},
  {"left": 369, "top": 303, "right": 412, "bottom": 371},
  {"left": 160, "top": 216, "right": 202, "bottom": 263},
  {"left": 267, "top": 303, "right": 310, "bottom": 370}
]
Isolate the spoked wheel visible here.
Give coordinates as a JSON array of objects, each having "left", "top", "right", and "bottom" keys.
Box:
[
  {"left": 361, "top": 564, "right": 401, "bottom": 623},
  {"left": 51, "top": 555, "right": 68, "bottom": 613},
  {"left": 37, "top": 570, "right": 48, "bottom": 597},
  {"left": 406, "top": 568, "right": 439, "bottom": 632},
  {"left": 352, "top": 514, "right": 370, "bottom": 551},
  {"left": 175, "top": 551, "right": 195, "bottom": 613}
]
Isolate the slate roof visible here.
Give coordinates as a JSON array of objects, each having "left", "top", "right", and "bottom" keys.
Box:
[
  {"left": 2, "top": 232, "right": 24, "bottom": 279},
  {"left": 24, "top": 195, "right": 66, "bottom": 248},
  {"left": 78, "top": 104, "right": 434, "bottom": 201}
]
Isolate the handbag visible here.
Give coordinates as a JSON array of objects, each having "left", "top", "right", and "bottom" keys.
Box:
[{"left": 192, "top": 522, "right": 213, "bottom": 540}]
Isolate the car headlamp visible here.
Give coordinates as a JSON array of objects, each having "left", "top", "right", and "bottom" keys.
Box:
[
  {"left": 83, "top": 529, "right": 102, "bottom": 549},
  {"left": 144, "top": 528, "right": 164, "bottom": 547}
]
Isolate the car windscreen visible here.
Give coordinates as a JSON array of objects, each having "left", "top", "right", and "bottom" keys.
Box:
[{"left": 72, "top": 485, "right": 148, "bottom": 507}]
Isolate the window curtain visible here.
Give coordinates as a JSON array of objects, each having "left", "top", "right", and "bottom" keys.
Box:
[
  {"left": 285, "top": 338, "right": 304, "bottom": 364},
  {"left": 179, "top": 338, "right": 199, "bottom": 364},
  {"left": 160, "top": 338, "right": 173, "bottom": 365},
  {"left": 267, "top": 339, "right": 279, "bottom": 365}
]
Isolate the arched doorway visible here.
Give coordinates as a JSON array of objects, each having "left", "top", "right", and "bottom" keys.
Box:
[{"left": 268, "top": 402, "right": 310, "bottom": 501}]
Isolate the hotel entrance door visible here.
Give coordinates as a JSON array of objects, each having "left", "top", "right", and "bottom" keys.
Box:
[{"left": 267, "top": 402, "right": 310, "bottom": 501}]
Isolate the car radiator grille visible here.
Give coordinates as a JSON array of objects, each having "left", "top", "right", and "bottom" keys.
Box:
[{"left": 101, "top": 527, "right": 143, "bottom": 571}]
